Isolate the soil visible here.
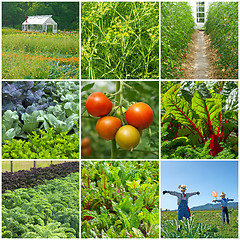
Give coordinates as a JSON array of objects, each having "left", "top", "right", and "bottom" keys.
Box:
[{"left": 180, "top": 30, "right": 222, "bottom": 79}]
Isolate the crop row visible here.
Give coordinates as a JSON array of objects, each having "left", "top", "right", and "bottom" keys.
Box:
[
  {"left": 81, "top": 161, "right": 159, "bottom": 238},
  {"left": 2, "top": 32, "right": 79, "bottom": 56},
  {"left": 161, "top": 2, "right": 195, "bottom": 79},
  {"left": 2, "top": 161, "right": 79, "bottom": 193},
  {"left": 2, "top": 81, "right": 79, "bottom": 159},
  {"left": 205, "top": 2, "right": 238, "bottom": 79},
  {"left": 2, "top": 172, "right": 79, "bottom": 238}
]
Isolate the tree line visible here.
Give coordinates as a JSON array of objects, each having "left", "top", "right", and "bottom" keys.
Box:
[{"left": 2, "top": 2, "right": 79, "bottom": 30}]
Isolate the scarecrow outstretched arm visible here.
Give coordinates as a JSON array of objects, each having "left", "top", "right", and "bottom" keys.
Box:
[
  {"left": 187, "top": 192, "right": 199, "bottom": 197},
  {"left": 165, "top": 191, "right": 181, "bottom": 197}
]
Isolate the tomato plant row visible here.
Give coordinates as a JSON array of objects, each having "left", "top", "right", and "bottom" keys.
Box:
[
  {"left": 205, "top": 2, "right": 238, "bottom": 79},
  {"left": 161, "top": 2, "right": 195, "bottom": 79}
]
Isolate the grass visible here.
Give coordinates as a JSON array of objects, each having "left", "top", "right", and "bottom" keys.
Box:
[
  {"left": 2, "top": 160, "right": 67, "bottom": 172},
  {"left": 81, "top": 2, "right": 159, "bottom": 79},
  {"left": 161, "top": 209, "right": 238, "bottom": 238},
  {"left": 2, "top": 29, "right": 79, "bottom": 79}
]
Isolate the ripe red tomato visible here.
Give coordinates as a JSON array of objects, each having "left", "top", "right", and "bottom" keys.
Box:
[
  {"left": 86, "top": 92, "right": 112, "bottom": 117},
  {"left": 126, "top": 102, "right": 154, "bottom": 129},
  {"left": 81, "top": 137, "right": 91, "bottom": 148},
  {"left": 96, "top": 116, "right": 122, "bottom": 140},
  {"left": 115, "top": 125, "right": 140, "bottom": 150}
]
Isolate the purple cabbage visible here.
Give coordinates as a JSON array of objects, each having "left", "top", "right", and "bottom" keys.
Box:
[{"left": 2, "top": 81, "right": 56, "bottom": 116}]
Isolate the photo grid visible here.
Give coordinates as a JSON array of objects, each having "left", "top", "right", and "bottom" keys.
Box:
[{"left": 0, "top": 0, "right": 239, "bottom": 239}]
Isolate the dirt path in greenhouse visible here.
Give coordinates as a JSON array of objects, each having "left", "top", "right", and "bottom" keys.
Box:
[{"left": 180, "top": 30, "right": 219, "bottom": 79}]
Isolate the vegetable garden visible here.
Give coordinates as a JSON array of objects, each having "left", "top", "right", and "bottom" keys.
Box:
[
  {"left": 161, "top": 81, "right": 238, "bottom": 159},
  {"left": 2, "top": 30, "right": 79, "bottom": 79},
  {"left": 81, "top": 2, "right": 159, "bottom": 79},
  {"left": 161, "top": 2, "right": 238, "bottom": 79},
  {"left": 205, "top": 2, "right": 238, "bottom": 79},
  {"left": 2, "top": 161, "right": 79, "bottom": 238},
  {"left": 161, "top": 2, "right": 195, "bottom": 79},
  {"left": 161, "top": 209, "right": 238, "bottom": 238},
  {"left": 2, "top": 81, "right": 79, "bottom": 159},
  {"left": 81, "top": 81, "right": 159, "bottom": 159},
  {"left": 81, "top": 161, "right": 159, "bottom": 238}
]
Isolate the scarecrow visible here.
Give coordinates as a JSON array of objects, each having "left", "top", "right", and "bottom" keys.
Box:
[
  {"left": 163, "top": 185, "right": 200, "bottom": 220},
  {"left": 212, "top": 192, "right": 234, "bottom": 224}
]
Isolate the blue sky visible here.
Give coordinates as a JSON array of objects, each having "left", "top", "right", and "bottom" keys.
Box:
[{"left": 161, "top": 161, "right": 238, "bottom": 210}]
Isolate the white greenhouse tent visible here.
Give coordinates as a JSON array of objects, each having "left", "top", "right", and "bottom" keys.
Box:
[
  {"left": 189, "top": 1, "right": 210, "bottom": 29},
  {"left": 22, "top": 15, "right": 57, "bottom": 33}
]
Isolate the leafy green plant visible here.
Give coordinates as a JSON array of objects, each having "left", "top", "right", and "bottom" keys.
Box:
[
  {"left": 81, "top": 2, "right": 159, "bottom": 79},
  {"left": 81, "top": 161, "right": 159, "bottom": 238},
  {"left": 205, "top": 2, "right": 238, "bottom": 79},
  {"left": 161, "top": 2, "right": 195, "bottom": 79},
  {"left": 162, "top": 218, "right": 216, "bottom": 238},
  {"left": 2, "top": 128, "right": 79, "bottom": 159},
  {"left": 162, "top": 210, "right": 238, "bottom": 238},
  {"left": 2, "top": 81, "right": 79, "bottom": 143},
  {"left": 161, "top": 82, "right": 238, "bottom": 158},
  {"left": 2, "top": 172, "right": 79, "bottom": 238}
]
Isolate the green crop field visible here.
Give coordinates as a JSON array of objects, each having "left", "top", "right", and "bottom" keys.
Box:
[
  {"left": 161, "top": 209, "right": 238, "bottom": 238},
  {"left": 81, "top": 2, "right": 159, "bottom": 79},
  {"left": 2, "top": 29, "right": 79, "bottom": 79}
]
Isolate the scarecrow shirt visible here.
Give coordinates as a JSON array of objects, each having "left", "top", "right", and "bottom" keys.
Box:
[
  {"left": 166, "top": 191, "right": 198, "bottom": 205},
  {"left": 214, "top": 198, "right": 234, "bottom": 207}
]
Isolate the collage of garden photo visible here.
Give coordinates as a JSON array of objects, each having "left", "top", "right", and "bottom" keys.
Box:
[{"left": 1, "top": 1, "right": 239, "bottom": 239}]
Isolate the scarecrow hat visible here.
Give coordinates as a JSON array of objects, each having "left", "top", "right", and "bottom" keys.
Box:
[
  {"left": 178, "top": 185, "right": 187, "bottom": 191},
  {"left": 220, "top": 192, "right": 226, "bottom": 197}
]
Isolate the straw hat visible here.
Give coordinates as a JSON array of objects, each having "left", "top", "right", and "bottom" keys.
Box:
[
  {"left": 220, "top": 192, "right": 226, "bottom": 197},
  {"left": 178, "top": 185, "right": 187, "bottom": 191}
]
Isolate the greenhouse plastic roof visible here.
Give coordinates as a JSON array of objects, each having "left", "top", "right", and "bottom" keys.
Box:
[{"left": 22, "top": 15, "right": 57, "bottom": 25}]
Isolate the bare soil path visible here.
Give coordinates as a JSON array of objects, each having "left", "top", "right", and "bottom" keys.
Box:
[
  {"left": 180, "top": 30, "right": 219, "bottom": 79},
  {"left": 193, "top": 31, "right": 209, "bottom": 79}
]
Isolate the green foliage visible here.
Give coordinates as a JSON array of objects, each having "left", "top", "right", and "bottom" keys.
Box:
[
  {"left": 2, "top": 32, "right": 79, "bottom": 79},
  {"left": 81, "top": 81, "right": 159, "bottom": 159},
  {"left": 161, "top": 2, "right": 195, "bottom": 79},
  {"left": 161, "top": 81, "right": 238, "bottom": 159},
  {"left": 162, "top": 210, "right": 238, "bottom": 238},
  {"left": 162, "top": 217, "right": 216, "bottom": 238},
  {"left": 205, "top": 2, "right": 238, "bottom": 79},
  {"left": 2, "top": 2, "right": 79, "bottom": 30},
  {"left": 81, "top": 161, "right": 159, "bottom": 238},
  {"left": 2, "top": 172, "right": 79, "bottom": 238},
  {"left": 161, "top": 140, "right": 237, "bottom": 159},
  {"left": 3, "top": 33, "right": 78, "bottom": 56},
  {"left": 2, "top": 128, "right": 79, "bottom": 159},
  {"left": 2, "top": 81, "right": 79, "bottom": 143},
  {"left": 2, "top": 28, "right": 21, "bottom": 34},
  {"left": 81, "top": 2, "right": 159, "bottom": 79}
]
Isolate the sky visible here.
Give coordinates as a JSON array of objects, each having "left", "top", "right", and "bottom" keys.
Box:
[{"left": 161, "top": 161, "right": 238, "bottom": 210}]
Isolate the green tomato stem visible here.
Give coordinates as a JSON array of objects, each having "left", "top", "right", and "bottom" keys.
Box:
[{"left": 111, "top": 139, "right": 118, "bottom": 159}]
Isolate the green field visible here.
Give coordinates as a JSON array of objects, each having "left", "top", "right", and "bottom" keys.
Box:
[
  {"left": 2, "top": 161, "right": 67, "bottom": 172},
  {"left": 161, "top": 209, "right": 238, "bottom": 238},
  {"left": 81, "top": 2, "right": 159, "bottom": 79},
  {"left": 2, "top": 29, "right": 79, "bottom": 79}
]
